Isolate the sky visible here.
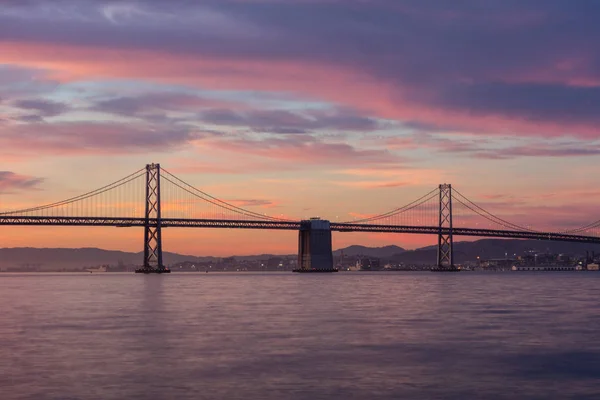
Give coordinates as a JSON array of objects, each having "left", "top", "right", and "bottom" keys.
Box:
[{"left": 1, "top": 0, "right": 600, "bottom": 256}]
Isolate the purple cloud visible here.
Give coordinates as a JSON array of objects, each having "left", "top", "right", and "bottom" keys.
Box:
[
  {"left": 226, "top": 199, "right": 277, "bottom": 207},
  {"left": 206, "top": 133, "right": 402, "bottom": 167},
  {"left": 17, "top": 114, "right": 45, "bottom": 123},
  {"left": 91, "top": 93, "right": 238, "bottom": 117},
  {"left": 200, "top": 108, "right": 380, "bottom": 133},
  {"left": 1, "top": 0, "right": 600, "bottom": 136},
  {"left": 0, "top": 171, "right": 44, "bottom": 193},
  {"left": 89, "top": 93, "right": 381, "bottom": 133},
  {"left": 0, "top": 66, "right": 60, "bottom": 98},
  {"left": 13, "top": 99, "right": 69, "bottom": 117},
  {"left": 0, "top": 121, "right": 202, "bottom": 156},
  {"left": 389, "top": 133, "right": 600, "bottom": 160},
  {"left": 479, "top": 145, "right": 600, "bottom": 160},
  {"left": 425, "top": 82, "right": 600, "bottom": 126}
]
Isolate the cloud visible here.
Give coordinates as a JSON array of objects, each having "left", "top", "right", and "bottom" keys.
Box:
[
  {"left": 226, "top": 199, "right": 278, "bottom": 208},
  {"left": 0, "top": 171, "right": 44, "bottom": 193},
  {"left": 12, "top": 98, "right": 69, "bottom": 116},
  {"left": 480, "top": 145, "right": 600, "bottom": 160},
  {"left": 164, "top": 161, "right": 266, "bottom": 175},
  {"left": 386, "top": 134, "right": 600, "bottom": 160},
  {"left": 0, "top": 65, "right": 60, "bottom": 98},
  {"left": 2, "top": 1, "right": 600, "bottom": 138},
  {"left": 335, "top": 180, "right": 408, "bottom": 189},
  {"left": 199, "top": 133, "right": 401, "bottom": 167},
  {"left": 88, "top": 93, "right": 381, "bottom": 134},
  {"left": 17, "top": 114, "right": 45, "bottom": 123},
  {"left": 200, "top": 107, "right": 381, "bottom": 134},
  {"left": 0, "top": 121, "right": 201, "bottom": 156},
  {"left": 479, "top": 194, "right": 512, "bottom": 200},
  {"left": 426, "top": 82, "right": 600, "bottom": 126},
  {"left": 164, "top": 132, "right": 403, "bottom": 176},
  {"left": 91, "top": 93, "right": 242, "bottom": 117}
]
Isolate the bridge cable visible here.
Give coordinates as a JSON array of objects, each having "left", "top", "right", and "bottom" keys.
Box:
[
  {"left": 0, "top": 168, "right": 146, "bottom": 216},
  {"left": 340, "top": 188, "right": 438, "bottom": 224},
  {"left": 560, "top": 219, "right": 600, "bottom": 234},
  {"left": 452, "top": 192, "right": 537, "bottom": 233},
  {"left": 160, "top": 170, "right": 292, "bottom": 221}
]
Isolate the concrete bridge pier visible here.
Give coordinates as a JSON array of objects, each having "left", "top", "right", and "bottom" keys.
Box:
[{"left": 295, "top": 218, "right": 337, "bottom": 272}]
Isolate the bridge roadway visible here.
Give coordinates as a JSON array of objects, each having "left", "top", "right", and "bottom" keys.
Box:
[{"left": 1, "top": 216, "right": 599, "bottom": 244}]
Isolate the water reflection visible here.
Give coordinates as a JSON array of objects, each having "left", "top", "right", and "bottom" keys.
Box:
[{"left": 1, "top": 272, "right": 599, "bottom": 399}]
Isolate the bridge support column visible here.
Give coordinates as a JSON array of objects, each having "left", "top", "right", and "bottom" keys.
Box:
[
  {"left": 435, "top": 184, "right": 457, "bottom": 271},
  {"left": 136, "top": 163, "right": 169, "bottom": 274},
  {"left": 295, "top": 218, "right": 336, "bottom": 272}
]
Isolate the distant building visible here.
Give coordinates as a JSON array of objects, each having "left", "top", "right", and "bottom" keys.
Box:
[
  {"left": 359, "top": 257, "right": 380, "bottom": 271},
  {"left": 512, "top": 265, "right": 577, "bottom": 271}
]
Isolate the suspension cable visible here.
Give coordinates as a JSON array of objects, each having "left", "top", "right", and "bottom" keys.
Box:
[
  {"left": 0, "top": 168, "right": 146, "bottom": 215},
  {"left": 452, "top": 188, "right": 537, "bottom": 232},
  {"left": 341, "top": 188, "right": 438, "bottom": 223},
  {"left": 161, "top": 171, "right": 291, "bottom": 221},
  {"left": 452, "top": 196, "right": 536, "bottom": 232},
  {"left": 561, "top": 218, "right": 600, "bottom": 234}
]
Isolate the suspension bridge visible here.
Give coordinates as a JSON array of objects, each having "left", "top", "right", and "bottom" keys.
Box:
[{"left": 1, "top": 163, "right": 599, "bottom": 272}]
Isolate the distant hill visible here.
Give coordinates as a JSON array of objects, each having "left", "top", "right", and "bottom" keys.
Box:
[
  {"left": 333, "top": 245, "right": 405, "bottom": 258},
  {"left": 0, "top": 247, "right": 203, "bottom": 271},
  {"left": 390, "top": 239, "right": 600, "bottom": 265},
  {"left": 2, "top": 239, "right": 600, "bottom": 270}
]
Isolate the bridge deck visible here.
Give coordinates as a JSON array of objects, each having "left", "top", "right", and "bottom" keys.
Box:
[{"left": 1, "top": 216, "right": 599, "bottom": 244}]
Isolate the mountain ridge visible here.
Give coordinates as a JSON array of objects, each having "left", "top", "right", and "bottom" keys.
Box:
[
  {"left": 333, "top": 245, "right": 405, "bottom": 257},
  {"left": 2, "top": 239, "right": 600, "bottom": 270}
]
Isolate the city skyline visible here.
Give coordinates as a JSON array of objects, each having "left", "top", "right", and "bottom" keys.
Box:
[{"left": 1, "top": 1, "right": 600, "bottom": 255}]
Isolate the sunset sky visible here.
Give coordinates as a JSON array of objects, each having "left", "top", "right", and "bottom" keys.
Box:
[{"left": 1, "top": 0, "right": 599, "bottom": 256}]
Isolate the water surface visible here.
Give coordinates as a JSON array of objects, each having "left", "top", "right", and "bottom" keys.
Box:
[{"left": 1, "top": 272, "right": 599, "bottom": 399}]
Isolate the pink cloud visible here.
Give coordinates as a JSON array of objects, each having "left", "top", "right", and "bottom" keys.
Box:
[
  {"left": 164, "top": 161, "right": 270, "bottom": 175},
  {"left": 3, "top": 41, "right": 599, "bottom": 140},
  {"left": 0, "top": 120, "right": 200, "bottom": 157},
  {"left": 335, "top": 180, "right": 409, "bottom": 189},
  {"left": 91, "top": 92, "right": 248, "bottom": 117},
  {"left": 0, "top": 171, "right": 44, "bottom": 193},
  {"left": 2, "top": 1, "right": 600, "bottom": 254},
  {"left": 226, "top": 199, "right": 279, "bottom": 208},
  {"left": 386, "top": 134, "right": 600, "bottom": 160},
  {"left": 196, "top": 133, "right": 401, "bottom": 167}
]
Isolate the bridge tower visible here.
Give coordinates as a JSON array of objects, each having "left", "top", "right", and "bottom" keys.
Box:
[
  {"left": 436, "top": 183, "right": 457, "bottom": 271},
  {"left": 294, "top": 218, "right": 337, "bottom": 272},
  {"left": 136, "top": 163, "right": 169, "bottom": 273}
]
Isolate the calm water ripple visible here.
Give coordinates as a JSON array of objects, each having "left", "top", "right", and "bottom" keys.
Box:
[{"left": 1, "top": 272, "right": 599, "bottom": 399}]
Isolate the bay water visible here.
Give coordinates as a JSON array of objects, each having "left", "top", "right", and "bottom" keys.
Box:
[{"left": 1, "top": 272, "right": 599, "bottom": 399}]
